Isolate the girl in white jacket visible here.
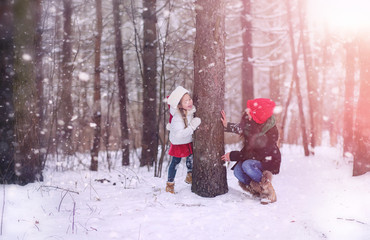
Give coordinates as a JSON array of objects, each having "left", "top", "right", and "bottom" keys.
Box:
[{"left": 166, "top": 86, "right": 201, "bottom": 193}]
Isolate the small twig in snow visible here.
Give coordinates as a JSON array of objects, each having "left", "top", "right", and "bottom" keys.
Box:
[
  {"left": 72, "top": 202, "right": 76, "bottom": 234},
  {"left": 58, "top": 191, "right": 69, "bottom": 212},
  {"left": 174, "top": 203, "right": 205, "bottom": 207},
  {"left": 337, "top": 217, "right": 367, "bottom": 225},
  {"left": 34, "top": 220, "right": 40, "bottom": 231},
  {"left": 38, "top": 185, "right": 79, "bottom": 195}
]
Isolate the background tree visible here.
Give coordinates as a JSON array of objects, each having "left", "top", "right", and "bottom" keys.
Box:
[
  {"left": 141, "top": 0, "right": 158, "bottom": 167},
  {"left": 90, "top": 0, "right": 103, "bottom": 171},
  {"left": 192, "top": 0, "right": 228, "bottom": 197},
  {"left": 0, "top": 0, "right": 16, "bottom": 184},
  {"left": 44, "top": 2, "right": 63, "bottom": 158},
  {"left": 155, "top": 0, "right": 172, "bottom": 177},
  {"left": 298, "top": 0, "right": 319, "bottom": 154},
  {"left": 113, "top": 0, "right": 130, "bottom": 166},
  {"left": 285, "top": 0, "right": 309, "bottom": 156},
  {"left": 252, "top": 0, "right": 286, "bottom": 121},
  {"left": 353, "top": 32, "right": 370, "bottom": 176},
  {"left": 265, "top": 0, "right": 285, "bottom": 107},
  {"left": 59, "top": 0, "right": 74, "bottom": 155},
  {"left": 13, "top": 0, "right": 43, "bottom": 184},
  {"left": 241, "top": 0, "right": 254, "bottom": 107},
  {"left": 34, "top": 0, "right": 46, "bottom": 167},
  {"left": 343, "top": 41, "right": 356, "bottom": 157}
]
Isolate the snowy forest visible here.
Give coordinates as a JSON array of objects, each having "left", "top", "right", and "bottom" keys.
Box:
[{"left": 0, "top": 0, "right": 370, "bottom": 239}]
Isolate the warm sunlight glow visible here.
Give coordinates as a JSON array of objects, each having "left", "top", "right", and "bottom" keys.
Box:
[{"left": 308, "top": 0, "right": 370, "bottom": 32}]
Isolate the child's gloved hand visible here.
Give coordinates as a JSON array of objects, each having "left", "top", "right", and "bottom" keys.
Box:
[{"left": 190, "top": 117, "right": 201, "bottom": 130}]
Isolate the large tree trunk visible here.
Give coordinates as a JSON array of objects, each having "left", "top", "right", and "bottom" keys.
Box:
[
  {"left": 241, "top": 0, "right": 254, "bottom": 108},
  {"left": 141, "top": 0, "right": 158, "bottom": 167},
  {"left": 59, "top": 0, "right": 74, "bottom": 155},
  {"left": 298, "top": 0, "right": 319, "bottom": 154},
  {"left": 0, "top": 0, "right": 16, "bottom": 184},
  {"left": 353, "top": 33, "right": 370, "bottom": 176},
  {"left": 90, "top": 0, "right": 102, "bottom": 171},
  {"left": 13, "top": 0, "right": 42, "bottom": 184},
  {"left": 192, "top": 0, "right": 228, "bottom": 197},
  {"left": 34, "top": 0, "right": 46, "bottom": 169},
  {"left": 343, "top": 42, "right": 356, "bottom": 157},
  {"left": 285, "top": 0, "right": 310, "bottom": 156},
  {"left": 113, "top": 0, "right": 130, "bottom": 166}
]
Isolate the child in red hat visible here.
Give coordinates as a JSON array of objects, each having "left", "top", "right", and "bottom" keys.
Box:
[
  {"left": 165, "top": 86, "right": 201, "bottom": 193},
  {"left": 221, "top": 98, "right": 281, "bottom": 204}
]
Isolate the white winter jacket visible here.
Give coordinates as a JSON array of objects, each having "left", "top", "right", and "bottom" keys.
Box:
[{"left": 169, "top": 106, "right": 196, "bottom": 145}]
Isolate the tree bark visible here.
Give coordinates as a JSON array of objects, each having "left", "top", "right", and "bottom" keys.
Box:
[
  {"left": 192, "top": 0, "right": 228, "bottom": 197},
  {"left": 59, "top": 0, "right": 74, "bottom": 155},
  {"left": 13, "top": 0, "right": 43, "bottom": 184},
  {"left": 141, "top": 0, "right": 158, "bottom": 167},
  {"left": 113, "top": 0, "right": 130, "bottom": 166},
  {"left": 343, "top": 41, "right": 355, "bottom": 157},
  {"left": 34, "top": 0, "right": 46, "bottom": 169},
  {"left": 0, "top": 0, "right": 16, "bottom": 184},
  {"left": 90, "top": 0, "right": 103, "bottom": 171},
  {"left": 285, "top": 0, "right": 310, "bottom": 156},
  {"left": 298, "top": 0, "right": 319, "bottom": 154},
  {"left": 353, "top": 33, "right": 370, "bottom": 176},
  {"left": 241, "top": 0, "right": 254, "bottom": 108}
]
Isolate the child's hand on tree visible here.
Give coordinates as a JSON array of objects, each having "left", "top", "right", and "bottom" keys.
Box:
[
  {"left": 220, "top": 110, "right": 227, "bottom": 128},
  {"left": 221, "top": 152, "right": 230, "bottom": 161},
  {"left": 190, "top": 117, "right": 201, "bottom": 130}
]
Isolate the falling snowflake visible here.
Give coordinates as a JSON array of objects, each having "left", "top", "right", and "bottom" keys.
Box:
[
  {"left": 78, "top": 72, "right": 89, "bottom": 81},
  {"left": 273, "top": 105, "right": 283, "bottom": 114},
  {"left": 22, "top": 54, "right": 32, "bottom": 61}
]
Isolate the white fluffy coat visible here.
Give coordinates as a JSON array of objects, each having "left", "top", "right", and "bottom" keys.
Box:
[{"left": 169, "top": 106, "right": 196, "bottom": 145}]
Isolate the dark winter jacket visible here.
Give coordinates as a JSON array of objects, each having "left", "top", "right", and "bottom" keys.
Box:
[{"left": 225, "top": 116, "right": 281, "bottom": 174}]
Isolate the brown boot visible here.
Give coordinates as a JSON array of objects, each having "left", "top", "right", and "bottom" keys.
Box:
[
  {"left": 259, "top": 171, "right": 277, "bottom": 204},
  {"left": 185, "top": 172, "right": 192, "bottom": 184},
  {"left": 238, "top": 181, "right": 259, "bottom": 197},
  {"left": 250, "top": 180, "right": 262, "bottom": 193},
  {"left": 166, "top": 182, "right": 175, "bottom": 194}
]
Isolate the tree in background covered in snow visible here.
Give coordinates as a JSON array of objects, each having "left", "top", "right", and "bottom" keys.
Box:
[
  {"left": 13, "top": 0, "right": 43, "bottom": 184},
  {"left": 353, "top": 31, "right": 370, "bottom": 176},
  {"left": 0, "top": 0, "right": 16, "bottom": 184}
]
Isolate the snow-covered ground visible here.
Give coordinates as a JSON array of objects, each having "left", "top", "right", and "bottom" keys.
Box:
[{"left": 1, "top": 145, "right": 370, "bottom": 240}]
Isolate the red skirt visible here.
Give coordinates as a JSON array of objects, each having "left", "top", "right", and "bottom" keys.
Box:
[{"left": 168, "top": 143, "right": 193, "bottom": 158}]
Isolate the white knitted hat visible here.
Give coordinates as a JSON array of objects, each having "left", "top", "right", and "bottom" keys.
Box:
[{"left": 167, "top": 86, "right": 189, "bottom": 108}]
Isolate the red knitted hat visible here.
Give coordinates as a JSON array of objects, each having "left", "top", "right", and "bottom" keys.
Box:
[{"left": 247, "top": 98, "right": 275, "bottom": 124}]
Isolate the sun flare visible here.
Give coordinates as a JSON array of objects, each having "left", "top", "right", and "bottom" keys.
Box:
[{"left": 308, "top": 0, "right": 370, "bottom": 32}]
